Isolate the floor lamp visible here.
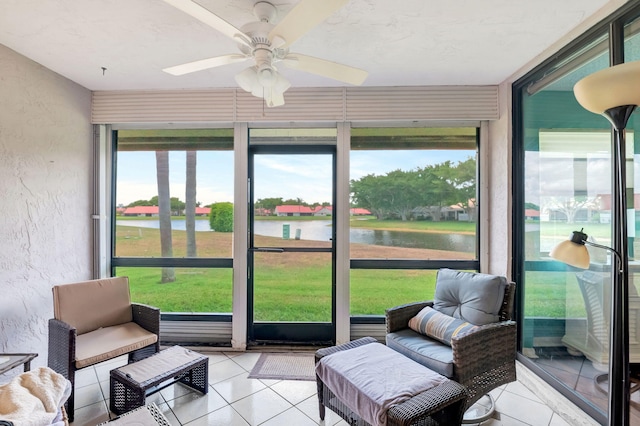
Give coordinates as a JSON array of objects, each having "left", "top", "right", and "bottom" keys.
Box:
[{"left": 550, "top": 60, "right": 640, "bottom": 426}]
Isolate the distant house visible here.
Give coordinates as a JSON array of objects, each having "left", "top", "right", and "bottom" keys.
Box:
[
  {"left": 274, "top": 205, "right": 369, "bottom": 217},
  {"left": 195, "top": 207, "right": 210, "bottom": 216},
  {"left": 123, "top": 205, "right": 210, "bottom": 217},
  {"left": 313, "top": 206, "right": 333, "bottom": 216},
  {"left": 349, "top": 208, "right": 371, "bottom": 216},
  {"left": 122, "top": 206, "right": 159, "bottom": 217},
  {"left": 254, "top": 207, "right": 271, "bottom": 216},
  {"left": 275, "top": 205, "right": 315, "bottom": 216},
  {"left": 525, "top": 209, "right": 540, "bottom": 221}
]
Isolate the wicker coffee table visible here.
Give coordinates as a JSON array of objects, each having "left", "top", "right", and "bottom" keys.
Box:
[
  {"left": 110, "top": 346, "right": 208, "bottom": 415},
  {"left": 315, "top": 337, "right": 467, "bottom": 426}
]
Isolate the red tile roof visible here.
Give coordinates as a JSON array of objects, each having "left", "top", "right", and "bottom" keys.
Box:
[
  {"left": 123, "top": 205, "right": 159, "bottom": 215},
  {"left": 276, "top": 205, "right": 315, "bottom": 214},
  {"left": 350, "top": 208, "right": 371, "bottom": 215}
]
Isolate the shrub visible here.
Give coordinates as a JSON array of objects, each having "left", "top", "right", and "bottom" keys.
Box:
[{"left": 209, "top": 202, "right": 233, "bottom": 232}]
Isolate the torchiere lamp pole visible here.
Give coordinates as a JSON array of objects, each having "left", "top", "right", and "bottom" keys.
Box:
[{"left": 569, "top": 60, "right": 640, "bottom": 426}]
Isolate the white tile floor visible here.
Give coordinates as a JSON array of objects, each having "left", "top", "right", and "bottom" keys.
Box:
[{"left": 69, "top": 349, "right": 574, "bottom": 426}]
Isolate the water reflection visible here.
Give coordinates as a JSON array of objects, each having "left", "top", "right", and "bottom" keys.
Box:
[{"left": 116, "top": 219, "right": 475, "bottom": 253}]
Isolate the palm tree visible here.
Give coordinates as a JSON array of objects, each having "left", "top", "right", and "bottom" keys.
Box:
[
  {"left": 185, "top": 151, "right": 197, "bottom": 257},
  {"left": 156, "top": 150, "right": 175, "bottom": 283}
]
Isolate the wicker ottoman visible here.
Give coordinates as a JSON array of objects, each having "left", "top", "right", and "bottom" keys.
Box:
[
  {"left": 110, "top": 346, "right": 208, "bottom": 415},
  {"left": 315, "top": 337, "right": 467, "bottom": 426}
]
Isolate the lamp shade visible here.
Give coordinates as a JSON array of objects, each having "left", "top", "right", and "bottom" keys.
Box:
[
  {"left": 573, "top": 60, "right": 640, "bottom": 114},
  {"left": 550, "top": 239, "right": 590, "bottom": 269}
]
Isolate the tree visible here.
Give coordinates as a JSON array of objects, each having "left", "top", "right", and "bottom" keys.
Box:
[
  {"left": 156, "top": 151, "right": 175, "bottom": 283},
  {"left": 185, "top": 151, "right": 197, "bottom": 257},
  {"left": 149, "top": 195, "right": 185, "bottom": 215},
  {"left": 170, "top": 197, "right": 185, "bottom": 215},
  {"left": 525, "top": 202, "right": 540, "bottom": 211},
  {"left": 546, "top": 196, "right": 599, "bottom": 223},
  {"left": 350, "top": 173, "right": 389, "bottom": 219},
  {"left": 255, "top": 197, "right": 283, "bottom": 214},
  {"left": 127, "top": 199, "right": 153, "bottom": 207},
  {"left": 350, "top": 162, "right": 462, "bottom": 222},
  {"left": 443, "top": 158, "right": 477, "bottom": 221},
  {"left": 415, "top": 164, "right": 457, "bottom": 222},
  {"left": 350, "top": 169, "right": 424, "bottom": 221},
  {"left": 282, "top": 197, "right": 305, "bottom": 205},
  {"left": 209, "top": 202, "right": 234, "bottom": 232},
  {"left": 385, "top": 169, "right": 424, "bottom": 221}
]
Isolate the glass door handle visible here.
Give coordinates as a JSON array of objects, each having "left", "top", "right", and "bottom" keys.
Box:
[{"left": 250, "top": 247, "right": 285, "bottom": 253}]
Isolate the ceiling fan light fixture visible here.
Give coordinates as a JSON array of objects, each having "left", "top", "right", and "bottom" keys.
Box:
[
  {"left": 235, "top": 67, "right": 258, "bottom": 92},
  {"left": 273, "top": 72, "right": 291, "bottom": 93},
  {"left": 257, "top": 66, "right": 275, "bottom": 87}
]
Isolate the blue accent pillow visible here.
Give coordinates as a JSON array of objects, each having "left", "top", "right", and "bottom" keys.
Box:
[{"left": 408, "top": 306, "right": 478, "bottom": 346}]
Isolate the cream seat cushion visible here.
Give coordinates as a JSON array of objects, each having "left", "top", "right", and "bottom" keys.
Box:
[{"left": 75, "top": 322, "right": 158, "bottom": 369}]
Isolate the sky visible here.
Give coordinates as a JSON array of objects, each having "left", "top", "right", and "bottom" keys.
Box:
[{"left": 115, "top": 149, "right": 474, "bottom": 207}]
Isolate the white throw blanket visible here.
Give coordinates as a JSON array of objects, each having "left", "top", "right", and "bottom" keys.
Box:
[
  {"left": 0, "top": 367, "right": 71, "bottom": 426},
  {"left": 316, "top": 343, "right": 446, "bottom": 426}
]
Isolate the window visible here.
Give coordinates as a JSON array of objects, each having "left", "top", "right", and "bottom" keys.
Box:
[
  {"left": 113, "top": 129, "right": 234, "bottom": 314},
  {"left": 349, "top": 127, "right": 479, "bottom": 315},
  {"left": 514, "top": 21, "right": 618, "bottom": 423}
]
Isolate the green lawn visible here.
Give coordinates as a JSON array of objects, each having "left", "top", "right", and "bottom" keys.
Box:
[
  {"left": 117, "top": 266, "right": 438, "bottom": 320},
  {"left": 349, "top": 218, "right": 476, "bottom": 233},
  {"left": 115, "top": 218, "right": 578, "bottom": 321},
  {"left": 120, "top": 265, "right": 580, "bottom": 320}
]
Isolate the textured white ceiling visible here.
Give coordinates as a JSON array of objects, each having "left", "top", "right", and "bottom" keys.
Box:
[{"left": 0, "top": 0, "right": 612, "bottom": 91}]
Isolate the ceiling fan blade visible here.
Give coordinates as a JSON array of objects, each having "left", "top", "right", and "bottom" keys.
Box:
[
  {"left": 163, "top": 0, "right": 251, "bottom": 46},
  {"left": 163, "top": 54, "right": 248, "bottom": 76},
  {"left": 268, "top": 0, "right": 350, "bottom": 48},
  {"left": 282, "top": 54, "right": 368, "bottom": 85}
]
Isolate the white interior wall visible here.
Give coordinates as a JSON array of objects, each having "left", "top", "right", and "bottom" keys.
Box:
[
  {"left": 485, "top": 81, "right": 513, "bottom": 278},
  {"left": 0, "top": 44, "right": 92, "bottom": 372}
]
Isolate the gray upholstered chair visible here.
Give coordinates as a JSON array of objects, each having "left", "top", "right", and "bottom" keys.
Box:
[
  {"left": 385, "top": 268, "right": 516, "bottom": 423},
  {"left": 562, "top": 270, "right": 640, "bottom": 400},
  {"left": 48, "top": 277, "right": 160, "bottom": 422}
]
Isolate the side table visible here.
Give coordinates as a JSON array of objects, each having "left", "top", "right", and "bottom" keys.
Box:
[{"left": 0, "top": 353, "right": 37, "bottom": 374}]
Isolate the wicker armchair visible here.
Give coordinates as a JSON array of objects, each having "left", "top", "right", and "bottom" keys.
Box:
[
  {"left": 48, "top": 277, "right": 159, "bottom": 422},
  {"left": 386, "top": 269, "right": 516, "bottom": 423}
]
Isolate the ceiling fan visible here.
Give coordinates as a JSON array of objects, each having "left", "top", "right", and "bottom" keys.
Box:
[{"left": 162, "top": 0, "right": 368, "bottom": 107}]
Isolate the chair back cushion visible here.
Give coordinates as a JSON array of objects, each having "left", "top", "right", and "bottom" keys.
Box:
[
  {"left": 53, "top": 277, "right": 133, "bottom": 335},
  {"left": 433, "top": 269, "right": 507, "bottom": 325}
]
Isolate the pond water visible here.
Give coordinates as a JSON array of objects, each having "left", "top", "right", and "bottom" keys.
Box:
[{"left": 116, "top": 219, "right": 475, "bottom": 253}]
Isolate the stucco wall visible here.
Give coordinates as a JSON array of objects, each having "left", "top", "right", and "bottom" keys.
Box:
[{"left": 0, "top": 44, "right": 92, "bottom": 371}]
